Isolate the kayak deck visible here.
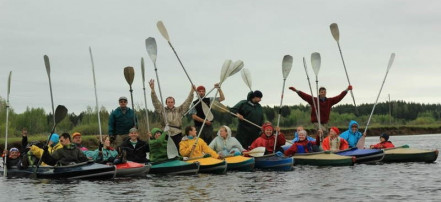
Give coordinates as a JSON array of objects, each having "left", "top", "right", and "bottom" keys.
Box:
[
  {"left": 186, "top": 157, "right": 227, "bottom": 174},
  {"left": 150, "top": 160, "right": 200, "bottom": 175},
  {"left": 383, "top": 147, "right": 439, "bottom": 163},
  {"left": 225, "top": 156, "right": 255, "bottom": 171},
  {"left": 294, "top": 152, "right": 355, "bottom": 166}
]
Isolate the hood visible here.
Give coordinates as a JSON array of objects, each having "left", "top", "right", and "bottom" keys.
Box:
[
  {"left": 151, "top": 128, "right": 163, "bottom": 135},
  {"left": 348, "top": 120, "right": 359, "bottom": 134},
  {"left": 217, "top": 125, "right": 232, "bottom": 139},
  {"left": 246, "top": 91, "right": 254, "bottom": 101}
]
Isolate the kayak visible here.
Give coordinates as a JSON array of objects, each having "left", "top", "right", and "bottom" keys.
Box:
[
  {"left": 335, "top": 148, "right": 385, "bottom": 163},
  {"left": 224, "top": 156, "right": 255, "bottom": 171},
  {"left": 382, "top": 145, "right": 439, "bottom": 163},
  {"left": 115, "top": 161, "right": 151, "bottom": 177},
  {"left": 1, "top": 161, "right": 116, "bottom": 179},
  {"left": 293, "top": 152, "right": 355, "bottom": 166},
  {"left": 186, "top": 157, "right": 227, "bottom": 174},
  {"left": 150, "top": 160, "right": 200, "bottom": 175},
  {"left": 254, "top": 154, "right": 293, "bottom": 171}
]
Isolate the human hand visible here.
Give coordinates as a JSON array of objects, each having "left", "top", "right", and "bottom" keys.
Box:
[
  {"left": 22, "top": 129, "right": 28, "bottom": 137},
  {"left": 214, "top": 83, "right": 220, "bottom": 89},
  {"left": 149, "top": 79, "right": 155, "bottom": 90},
  {"left": 236, "top": 113, "right": 244, "bottom": 120},
  {"left": 347, "top": 85, "right": 353, "bottom": 91}
]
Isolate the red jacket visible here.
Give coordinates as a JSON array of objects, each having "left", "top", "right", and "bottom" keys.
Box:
[
  {"left": 249, "top": 132, "right": 286, "bottom": 154},
  {"left": 284, "top": 139, "right": 319, "bottom": 156},
  {"left": 370, "top": 141, "right": 395, "bottom": 149},
  {"left": 322, "top": 136, "right": 349, "bottom": 151},
  {"left": 297, "top": 90, "right": 348, "bottom": 124}
]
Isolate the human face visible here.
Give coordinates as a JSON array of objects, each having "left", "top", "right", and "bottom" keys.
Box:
[
  {"left": 197, "top": 89, "right": 206, "bottom": 97},
  {"left": 298, "top": 132, "right": 306, "bottom": 141},
  {"left": 72, "top": 136, "right": 82, "bottom": 144},
  {"left": 351, "top": 124, "right": 358, "bottom": 133},
  {"left": 9, "top": 151, "right": 20, "bottom": 159},
  {"left": 104, "top": 137, "right": 111, "bottom": 147},
  {"left": 252, "top": 97, "right": 261, "bottom": 103},
  {"left": 119, "top": 99, "right": 128, "bottom": 108},
  {"left": 319, "top": 89, "right": 326, "bottom": 98},
  {"left": 154, "top": 132, "right": 161, "bottom": 139},
  {"left": 166, "top": 97, "right": 175, "bottom": 109},
  {"left": 329, "top": 129, "right": 337, "bottom": 138},
  {"left": 129, "top": 131, "right": 139, "bottom": 141},
  {"left": 189, "top": 127, "right": 197, "bottom": 137},
  {"left": 219, "top": 127, "right": 228, "bottom": 139},
  {"left": 264, "top": 128, "right": 273, "bottom": 136},
  {"left": 296, "top": 126, "right": 304, "bottom": 133},
  {"left": 380, "top": 137, "right": 386, "bottom": 143},
  {"left": 59, "top": 136, "right": 70, "bottom": 146}
]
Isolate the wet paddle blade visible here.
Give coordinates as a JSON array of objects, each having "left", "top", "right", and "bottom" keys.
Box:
[
  {"left": 387, "top": 53, "right": 396, "bottom": 71},
  {"left": 167, "top": 134, "right": 179, "bottom": 159},
  {"left": 330, "top": 23, "right": 340, "bottom": 42},
  {"left": 311, "top": 52, "right": 321, "bottom": 76},
  {"left": 124, "top": 66, "right": 135, "bottom": 85},
  {"left": 141, "top": 58, "right": 146, "bottom": 82},
  {"left": 356, "top": 135, "right": 366, "bottom": 149},
  {"left": 282, "top": 55, "right": 293, "bottom": 79},
  {"left": 145, "top": 37, "right": 157, "bottom": 64},
  {"left": 44, "top": 55, "right": 51, "bottom": 77},
  {"left": 219, "top": 59, "right": 232, "bottom": 84},
  {"left": 157, "top": 21, "right": 171, "bottom": 41},
  {"left": 241, "top": 68, "right": 252, "bottom": 91},
  {"left": 228, "top": 60, "right": 244, "bottom": 77}
]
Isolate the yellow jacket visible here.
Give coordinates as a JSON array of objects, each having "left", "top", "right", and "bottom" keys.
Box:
[
  {"left": 179, "top": 136, "right": 219, "bottom": 159},
  {"left": 30, "top": 143, "right": 63, "bottom": 165}
]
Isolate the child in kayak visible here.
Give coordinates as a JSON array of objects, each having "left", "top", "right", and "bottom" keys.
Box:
[
  {"left": 370, "top": 133, "right": 395, "bottom": 149},
  {"left": 209, "top": 125, "right": 245, "bottom": 158},
  {"left": 180, "top": 126, "right": 220, "bottom": 159}
]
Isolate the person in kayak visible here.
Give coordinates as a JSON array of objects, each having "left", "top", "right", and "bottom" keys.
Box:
[
  {"left": 230, "top": 90, "right": 264, "bottom": 148},
  {"left": 248, "top": 122, "right": 286, "bottom": 155},
  {"left": 149, "top": 128, "right": 169, "bottom": 163},
  {"left": 149, "top": 79, "right": 195, "bottom": 151},
  {"left": 370, "top": 133, "right": 395, "bottom": 149},
  {"left": 72, "top": 132, "right": 88, "bottom": 151},
  {"left": 322, "top": 127, "right": 349, "bottom": 152},
  {"left": 284, "top": 130, "right": 322, "bottom": 156},
  {"left": 108, "top": 96, "right": 138, "bottom": 147},
  {"left": 339, "top": 120, "right": 364, "bottom": 148},
  {"left": 83, "top": 135, "right": 118, "bottom": 164},
  {"left": 289, "top": 86, "right": 351, "bottom": 134},
  {"left": 292, "top": 126, "right": 316, "bottom": 143},
  {"left": 117, "top": 128, "right": 150, "bottom": 164},
  {"left": 42, "top": 133, "right": 88, "bottom": 166},
  {"left": 28, "top": 133, "right": 62, "bottom": 166},
  {"left": 180, "top": 126, "right": 220, "bottom": 159},
  {"left": 209, "top": 125, "right": 245, "bottom": 158},
  {"left": 2, "top": 147, "right": 23, "bottom": 169},
  {"left": 190, "top": 84, "right": 225, "bottom": 144}
]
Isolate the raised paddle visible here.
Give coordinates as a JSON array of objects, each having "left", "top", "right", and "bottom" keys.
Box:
[
  {"left": 274, "top": 55, "right": 293, "bottom": 153},
  {"left": 140, "top": 57, "right": 151, "bottom": 135},
  {"left": 34, "top": 105, "right": 68, "bottom": 176},
  {"left": 357, "top": 53, "right": 396, "bottom": 149},
  {"left": 88, "top": 47, "right": 103, "bottom": 143},
  {"left": 241, "top": 68, "right": 253, "bottom": 92},
  {"left": 145, "top": 37, "right": 178, "bottom": 159},
  {"left": 311, "top": 52, "right": 322, "bottom": 140},
  {"left": 44, "top": 55, "right": 56, "bottom": 125},
  {"left": 243, "top": 147, "right": 265, "bottom": 157},
  {"left": 302, "top": 57, "right": 319, "bottom": 123},
  {"left": 3, "top": 71, "right": 12, "bottom": 177},
  {"left": 123, "top": 66, "right": 137, "bottom": 128},
  {"left": 211, "top": 100, "right": 261, "bottom": 129},
  {"left": 330, "top": 23, "right": 359, "bottom": 115}
]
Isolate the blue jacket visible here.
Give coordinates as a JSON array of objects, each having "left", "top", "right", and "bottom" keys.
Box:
[{"left": 339, "top": 120, "right": 362, "bottom": 148}]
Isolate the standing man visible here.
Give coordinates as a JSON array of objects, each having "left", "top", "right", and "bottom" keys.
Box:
[
  {"left": 230, "top": 90, "right": 264, "bottom": 148},
  {"left": 149, "top": 79, "right": 195, "bottom": 151},
  {"left": 289, "top": 86, "right": 352, "bottom": 133},
  {"left": 108, "top": 96, "right": 137, "bottom": 146},
  {"left": 190, "top": 84, "right": 225, "bottom": 144}
]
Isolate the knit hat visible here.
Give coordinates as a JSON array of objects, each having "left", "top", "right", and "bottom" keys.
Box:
[
  {"left": 262, "top": 122, "right": 273, "bottom": 132},
  {"left": 330, "top": 127, "right": 340, "bottom": 135},
  {"left": 119, "top": 96, "right": 128, "bottom": 101},
  {"left": 196, "top": 86, "right": 205, "bottom": 91},
  {"left": 72, "top": 132, "right": 81, "bottom": 138},
  {"left": 380, "top": 133, "right": 389, "bottom": 141},
  {"left": 252, "top": 90, "right": 263, "bottom": 98},
  {"left": 9, "top": 147, "right": 19, "bottom": 152},
  {"left": 49, "top": 133, "right": 59, "bottom": 145}
]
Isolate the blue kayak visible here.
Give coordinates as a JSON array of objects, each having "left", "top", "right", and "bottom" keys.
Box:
[
  {"left": 336, "top": 148, "right": 384, "bottom": 163},
  {"left": 254, "top": 154, "right": 293, "bottom": 171}
]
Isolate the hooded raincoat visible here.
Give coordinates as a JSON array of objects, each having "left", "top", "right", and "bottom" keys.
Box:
[
  {"left": 149, "top": 128, "right": 168, "bottom": 163},
  {"left": 209, "top": 126, "right": 245, "bottom": 157},
  {"left": 339, "top": 120, "right": 363, "bottom": 148}
]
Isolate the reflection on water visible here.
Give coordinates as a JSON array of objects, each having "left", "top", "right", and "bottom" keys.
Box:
[{"left": 1, "top": 134, "right": 440, "bottom": 201}]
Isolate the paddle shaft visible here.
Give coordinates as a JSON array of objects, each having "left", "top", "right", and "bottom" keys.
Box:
[
  {"left": 336, "top": 42, "right": 358, "bottom": 115},
  {"left": 302, "top": 57, "right": 319, "bottom": 129},
  {"left": 212, "top": 102, "right": 261, "bottom": 129},
  {"left": 141, "top": 58, "right": 151, "bottom": 133},
  {"left": 89, "top": 47, "right": 103, "bottom": 142},
  {"left": 315, "top": 76, "right": 322, "bottom": 132},
  {"left": 44, "top": 56, "right": 56, "bottom": 126},
  {"left": 274, "top": 78, "right": 287, "bottom": 153},
  {"left": 4, "top": 71, "right": 12, "bottom": 177}
]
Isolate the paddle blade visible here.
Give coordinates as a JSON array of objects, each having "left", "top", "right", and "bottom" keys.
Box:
[
  {"left": 201, "top": 102, "right": 214, "bottom": 121},
  {"left": 124, "top": 66, "right": 135, "bottom": 85},
  {"left": 167, "top": 134, "right": 179, "bottom": 159},
  {"left": 244, "top": 147, "right": 265, "bottom": 157},
  {"left": 330, "top": 23, "right": 340, "bottom": 42},
  {"left": 44, "top": 55, "right": 50, "bottom": 77},
  {"left": 54, "top": 105, "right": 68, "bottom": 124},
  {"left": 387, "top": 53, "right": 396, "bottom": 71},
  {"left": 141, "top": 57, "right": 146, "bottom": 82},
  {"left": 282, "top": 55, "right": 293, "bottom": 79},
  {"left": 311, "top": 52, "right": 321, "bottom": 76},
  {"left": 241, "top": 68, "right": 252, "bottom": 91},
  {"left": 228, "top": 60, "right": 244, "bottom": 77},
  {"left": 211, "top": 100, "right": 228, "bottom": 113},
  {"left": 219, "top": 59, "right": 232, "bottom": 84},
  {"left": 157, "top": 21, "right": 170, "bottom": 41},
  {"left": 7, "top": 71, "right": 12, "bottom": 96},
  {"left": 145, "top": 37, "right": 157, "bottom": 63},
  {"left": 356, "top": 136, "right": 366, "bottom": 149}
]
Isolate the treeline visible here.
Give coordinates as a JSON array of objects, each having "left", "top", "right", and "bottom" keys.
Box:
[{"left": 1, "top": 97, "right": 441, "bottom": 137}]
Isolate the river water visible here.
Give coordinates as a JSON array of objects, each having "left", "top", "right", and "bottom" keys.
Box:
[{"left": 1, "top": 134, "right": 440, "bottom": 201}]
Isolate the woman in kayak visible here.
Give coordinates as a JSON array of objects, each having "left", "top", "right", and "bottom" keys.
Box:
[
  {"left": 370, "top": 133, "right": 395, "bottom": 149},
  {"left": 248, "top": 122, "right": 286, "bottom": 155},
  {"left": 209, "top": 125, "right": 245, "bottom": 158},
  {"left": 84, "top": 135, "right": 118, "bottom": 164},
  {"left": 322, "top": 127, "right": 349, "bottom": 152},
  {"left": 284, "top": 130, "right": 321, "bottom": 156},
  {"left": 180, "top": 126, "right": 220, "bottom": 159}
]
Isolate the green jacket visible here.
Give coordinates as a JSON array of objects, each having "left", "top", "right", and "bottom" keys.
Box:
[
  {"left": 149, "top": 128, "right": 168, "bottom": 163},
  {"left": 108, "top": 107, "right": 137, "bottom": 136},
  {"left": 42, "top": 143, "right": 88, "bottom": 166}
]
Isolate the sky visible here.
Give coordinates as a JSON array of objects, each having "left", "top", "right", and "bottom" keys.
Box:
[{"left": 1, "top": 0, "right": 440, "bottom": 115}]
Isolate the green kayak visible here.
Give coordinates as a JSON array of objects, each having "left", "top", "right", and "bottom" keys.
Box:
[
  {"left": 383, "top": 145, "right": 439, "bottom": 163},
  {"left": 293, "top": 152, "right": 355, "bottom": 166},
  {"left": 150, "top": 160, "right": 200, "bottom": 175}
]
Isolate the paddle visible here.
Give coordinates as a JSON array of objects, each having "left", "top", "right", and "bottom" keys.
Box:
[
  {"left": 243, "top": 147, "right": 265, "bottom": 157},
  {"left": 88, "top": 47, "right": 103, "bottom": 143},
  {"left": 145, "top": 37, "right": 179, "bottom": 159},
  {"left": 123, "top": 66, "right": 137, "bottom": 129},
  {"left": 3, "top": 71, "right": 12, "bottom": 177},
  {"left": 302, "top": 57, "right": 319, "bottom": 124},
  {"left": 273, "top": 55, "right": 293, "bottom": 153},
  {"left": 311, "top": 52, "right": 322, "bottom": 141},
  {"left": 34, "top": 105, "right": 68, "bottom": 176},
  {"left": 330, "top": 23, "right": 358, "bottom": 115},
  {"left": 44, "top": 55, "right": 56, "bottom": 125},
  {"left": 241, "top": 68, "right": 252, "bottom": 91},
  {"left": 140, "top": 57, "right": 151, "bottom": 136},
  {"left": 211, "top": 100, "right": 261, "bottom": 129},
  {"left": 357, "top": 53, "right": 396, "bottom": 149}
]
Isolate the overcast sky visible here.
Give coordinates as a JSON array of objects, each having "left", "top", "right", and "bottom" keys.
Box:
[{"left": 1, "top": 0, "right": 440, "bottom": 115}]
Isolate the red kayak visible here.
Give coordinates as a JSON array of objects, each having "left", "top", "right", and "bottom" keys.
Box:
[{"left": 115, "top": 161, "right": 150, "bottom": 177}]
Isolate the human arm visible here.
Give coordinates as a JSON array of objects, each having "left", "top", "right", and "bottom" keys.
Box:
[
  {"left": 149, "top": 79, "right": 164, "bottom": 114},
  {"left": 215, "top": 83, "right": 225, "bottom": 102},
  {"left": 178, "top": 85, "right": 195, "bottom": 113},
  {"left": 202, "top": 141, "right": 219, "bottom": 159},
  {"left": 283, "top": 144, "right": 298, "bottom": 156},
  {"left": 179, "top": 141, "right": 194, "bottom": 157},
  {"left": 41, "top": 147, "right": 58, "bottom": 166}
]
